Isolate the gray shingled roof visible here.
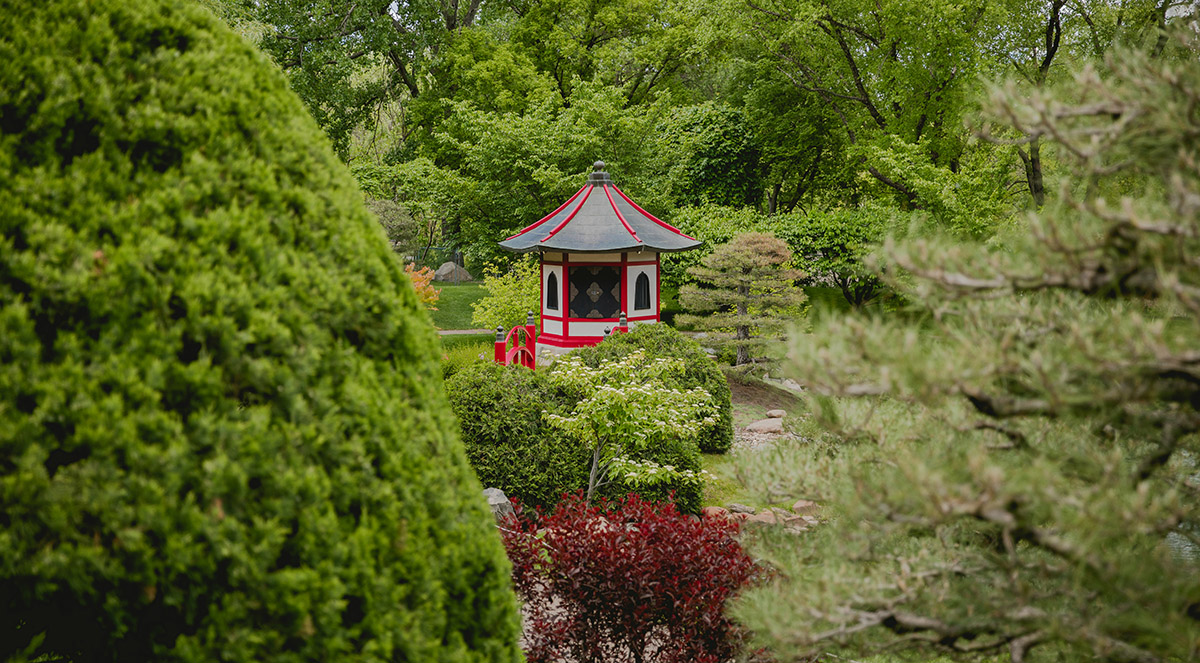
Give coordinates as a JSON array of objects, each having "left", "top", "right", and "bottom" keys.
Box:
[{"left": 499, "top": 163, "right": 701, "bottom": 254}]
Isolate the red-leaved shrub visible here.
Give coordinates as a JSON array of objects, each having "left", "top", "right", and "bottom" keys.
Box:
[{"left": 500, "top": 493, "right": 758, "bottom": 663}]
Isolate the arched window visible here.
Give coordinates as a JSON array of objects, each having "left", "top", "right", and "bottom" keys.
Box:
[
  {"left": 547, "top": 272, "right": 559, "bottom": 310},
  {"left": 634, "top": 272, "right": 651, "bottom": 311}
]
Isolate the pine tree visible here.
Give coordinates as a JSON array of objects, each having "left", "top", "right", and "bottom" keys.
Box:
[
  {"left": 734, "top": 28, "right": 1200, "bottom": 663},
  {"left": 678, "top": 232, "right": 806, "bottom": 366}
]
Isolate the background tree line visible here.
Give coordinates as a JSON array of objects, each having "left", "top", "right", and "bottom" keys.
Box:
[{"left": 205, "top": 0, "right": 1188, "bottom": 291}]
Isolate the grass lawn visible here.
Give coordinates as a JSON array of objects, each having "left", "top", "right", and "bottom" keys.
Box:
[
  {"left": 440, "top": 333, "right": 493, "bottom": 350},
  {"left": 701, "top": 452, "right": 754, "bottom": 507},
  {"left": 701, "top": 372, "right": 807, "bottom": 508},
  {"left": 430, "top": 282, "right": 486, "bottom": 330}
]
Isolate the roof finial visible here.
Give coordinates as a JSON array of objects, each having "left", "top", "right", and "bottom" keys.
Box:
[{"left": 593, "top": 160, "right": 605, "bottom": 172}]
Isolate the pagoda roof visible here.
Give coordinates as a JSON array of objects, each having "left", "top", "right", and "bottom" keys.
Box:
[{"left": 499, "top": 163, "right": 701, "bottom": 254}]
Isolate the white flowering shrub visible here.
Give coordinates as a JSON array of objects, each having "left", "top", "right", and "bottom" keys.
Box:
[{"left": 544, "top": 351, "right": 714, "bottom": 512}]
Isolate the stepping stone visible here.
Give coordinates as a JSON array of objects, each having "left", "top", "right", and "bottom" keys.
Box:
[
  {"left": 746, "top": 418, "right": 784, "bottom": 434},
  {"left": 766, "top": 409, "right": 786, "bottom": 418},
  {"left": 791, "top": 499, "right": 818, "bottom": 515}
]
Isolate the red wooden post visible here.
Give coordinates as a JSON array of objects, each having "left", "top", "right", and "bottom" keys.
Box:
[
  {"left": 524, "top": 311, "right": 537, "bottom": 369},
  {"left": 494, "top": 326, "right": 506, "bottom": 364}
]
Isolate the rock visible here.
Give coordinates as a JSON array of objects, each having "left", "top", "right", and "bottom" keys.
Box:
[
  {"left": 482, "top": 487, "right": 514, "bottom": 520},
  {"left": 727, "top": 503, "right": 756, "bottom": 514},
  {"left": 701, "top": 506, "right": 731, "bottom": 520},
  {"left": 766, "top": 409, "right": 786, "bottom": 419},
  {"left": 791, "top": 499, "right": 819, "bottom": 515},
  {"left": 434, "top": 261, "right": 473, "bottom": 282},
  {"left": 745, "top": 511, "right": 779, "bottom": 525},
  {"left": 745, "top": 418, "right": 784, "bottom": 434}
]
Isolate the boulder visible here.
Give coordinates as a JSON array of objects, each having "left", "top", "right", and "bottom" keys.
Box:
[
  {"left": 745, "top": 418, "right": 785, "bottom": 434},
  {"left": 745, "top": 511, "right": 779, "bottom": 525},
  {"left": 701, "top": 506, "right": 731, "bottom": 520},
  {"left": 791, "top": 499, "right": 819, "bottom": 515},
  {"left": 434, "top": 261, "right": 473, "bottom": 282},
  {"left": 766, "top": 409, "right": 786, "bottom": 419},
  {"left": 483, "top": 487, "right": 515, "bottom": 520},
  {"left": 727, "top": 503, "right": 756, "bottom": 514}
]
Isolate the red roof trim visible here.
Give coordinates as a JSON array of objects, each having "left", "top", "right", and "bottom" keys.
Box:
[
  {"left": 505, "top": 184, "right": 587, "bottom": 240},
  {"left": 603, "top": 185, "right": 641, "bottom": 243},
  {"left": 540, "top": 185, "right": 593, "bottom": 243},
  {"left": 611, "top": 185, "right": 697, "bottom": 240}
]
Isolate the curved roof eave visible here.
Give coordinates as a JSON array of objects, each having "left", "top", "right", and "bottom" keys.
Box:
[{"left": 499, "top": 161, "right": 700, "bottom": 255}]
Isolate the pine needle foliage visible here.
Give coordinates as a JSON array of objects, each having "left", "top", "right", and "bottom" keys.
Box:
[
  {"left": 679, "top": 232, "right": 806, "bottom": 366},
  {"left": 0, "top": 1, "right": 521, "bottom": 661},
  {"left": 734, "top": 30, "right": 1200, "bottom": 663}
]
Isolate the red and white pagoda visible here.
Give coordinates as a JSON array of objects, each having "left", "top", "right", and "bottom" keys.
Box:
[{"left": 498, "top": 161, "right": 700, "bottom": 356}]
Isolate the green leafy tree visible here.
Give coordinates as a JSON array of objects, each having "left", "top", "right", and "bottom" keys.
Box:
[
  {"left": 659, "top": 103, "right": 763, "bottom": 208},
  {"left": 507, "top": 0, "right": 713, "bottom": 105},
  {"left": 775, "top": 207, "right": 894, "bottom": 308},
  {"left": 721, "top": 0, "right": 986, "bottom": 209},
  {"left": 230, "top": 0, "right": 487, "bottom": 156},
  {"left": 679, "top": 232, "right": 806, "bottom": 366},
  {"left": 544, "top": 352, "right": 715, "bottom": 507},
  {"left": 471, "top": 257, "right": 541, "bottom": 332},
  {"left": 0, "top": 1, "right": 521, "bottom": 660},
  {"left": 734, "top": 29, "right": 1200, "bottom": 662}
]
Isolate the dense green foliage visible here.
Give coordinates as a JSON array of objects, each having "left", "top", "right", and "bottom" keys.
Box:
[
  {"left": 440, "top": 338, "right": 492, "bottom": 381},
  {"left": 663, "top": 205, "right": 890, "bottom": 308},
  {"left": 470, "top": 257, "right": 540, "bottom": 332},
  {"left": 735, "top": 32, "right": 1200, "bottom": 662},
  {"left": 571, "top": 325, "right": 733, "bottom": 454},
  {"left": 446, "top": 363, "right": 591, "bottom": 508},
  {"left": 445, "top": 356, "right": 705, "bottom": 513},
  {"left": 0, "top": 1, "right": 520, "bottom": 661},
  {"left": 215, "top": 0, "right": 1190, "bottom": 269}
]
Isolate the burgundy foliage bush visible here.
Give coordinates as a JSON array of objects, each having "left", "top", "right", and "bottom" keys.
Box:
[{"left": 500, "top": 493, "right": 758, "bottom": 663}]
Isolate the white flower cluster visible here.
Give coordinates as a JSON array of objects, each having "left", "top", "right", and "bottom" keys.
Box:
[{"left": 610, "top": 456, "right": 715, "bottom": 487}]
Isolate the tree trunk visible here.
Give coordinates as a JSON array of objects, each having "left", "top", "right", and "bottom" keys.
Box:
[
  {"left": 586, "top": 445, "right": 603, "bottom": 502},
  {"left": 1017, "top": 138, "right": 1045, "bottom": 207},
  {"left": 767, "top": 181, "right": 781, "bottom": 216},
  {"left": 736, "top": 285, "right": 750, "bottom": 365}
]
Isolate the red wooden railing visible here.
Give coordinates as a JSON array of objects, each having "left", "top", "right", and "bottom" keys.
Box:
[
  {"left": 493, "top": 311, "right": 631, "bottom": 369},
  {"left": 494, "top": 312, "right": 538, "bottom": 370}
]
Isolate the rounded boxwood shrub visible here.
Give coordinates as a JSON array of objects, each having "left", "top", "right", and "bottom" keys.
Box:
[
  {"left": 570, "top": 324, "right": 734, "bottom": 453},
  {"left": 0, "top": 2, "right": 520, "bottom": 661},
  {"left": 446, "top": 363, "right": 591, "bottom": 508}
]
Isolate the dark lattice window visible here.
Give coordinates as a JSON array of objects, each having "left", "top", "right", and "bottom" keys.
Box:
[
  {"left": 634, "top": 272, "right": 651, "bottom": 310},
  {"left": 547, "top": 272, "right": 559, "bottom": 310},
  {"left": 568, "top": 265, "right": 621, "bottom": 319}
]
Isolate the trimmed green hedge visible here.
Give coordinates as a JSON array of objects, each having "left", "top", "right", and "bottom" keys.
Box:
[
  {"left": 447, "top": 363, "right": 591, "bottom": 508},
  {"left": 0, "top": 2, "right": 520, "bottom": 661},
  {"left": 571, "top": 324, "right": 734, "bottom": 454}
]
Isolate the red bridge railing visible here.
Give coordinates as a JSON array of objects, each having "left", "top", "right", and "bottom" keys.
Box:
[
  {"left": 494, "top": 312, "right": 537, "bottom": 370},
  {"left": 493, "top": 311, "right": 631, "bottom": 370}
]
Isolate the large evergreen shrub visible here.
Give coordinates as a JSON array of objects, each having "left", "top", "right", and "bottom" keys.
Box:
[
  {"left": 0, "top": 1, "right": 520, "bottom": 661},
  {"left": 571, "top": 324, "right": 734, "bottom": 453}
]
